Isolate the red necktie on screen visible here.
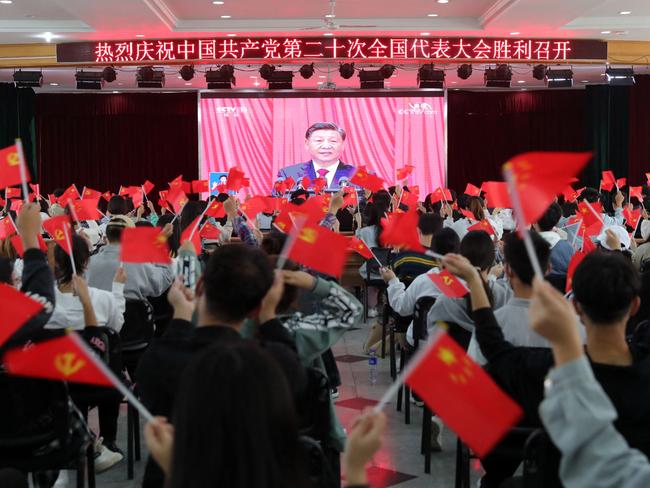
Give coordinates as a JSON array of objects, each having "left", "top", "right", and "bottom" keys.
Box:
[{"left": 317, "top": 168, "right": 329, "bottom": 186}]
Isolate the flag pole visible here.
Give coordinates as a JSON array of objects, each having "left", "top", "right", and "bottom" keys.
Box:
[
  {"left": 374, "top": 328, "right": 444, "bottom": 413},
  {"left": 15, "top": 139, "right": 30, "bottom": 205},
  {"left": 62, "top": 222, "right": 77, "bottom": 276},
  {"left": 187, "top": 203, "right": 210, "bottom": 242},
  {"left": 69, "top": 332, "right": 154, "bottom": 423},
  {"left": 503, "top": 168, "right": 544, "bottom": 279},
  {"left": 583, "top": 201, "right": 605, "bottom": 224},
  {"left": 359, "top": 237, "right": 384, "bottom": 268}
]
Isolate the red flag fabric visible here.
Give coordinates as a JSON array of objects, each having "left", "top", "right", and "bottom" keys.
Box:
[
  {"left": 0, "top": 216, "right": 17, "bottom": 239},
  {"left": 273, "top": 180, "right": 288, "bottom": 195},
  {"left": 263, "top": 197, "right": 284, "bottom": 214},
  {"left": 468, "top": 219, "right": 495, "bottom": 236},
  {"left": 460, "top": 208, "right": 476, "bottom": 221},
  {"left": 5, "top": 187, "right": 21, "bottom": 199},
  {"left": 601, "top": 170, "right": 616, "bottom": 188},
  {"left": 283, "top": 176, "right": 296, "bottom": 191},
  {"left": 396, "top": 164, "right": 415, "bottom": 181},
  {"left": 380, "top": 210, "right": 424, "bottom": 252},
  {"left": 101, "top": 191, "right": 112, "bottom": 202},
  {"left": 566, "top": 250, "right": 587, "bottom": 293},
  {"left": 288, "top": 224, "right": 349, "bottom": 277},
  {"left": 131, "top": 189, "right": 144, "bottom": 209},
  {"left": 405, "top": 332, "right": 523, "bottom": 457},
  {"left": 561, "top": 186, "right": 578, "bottom": 203},
  {"left": 616, "top": 178, "right": 627, "bottom": 189},
  {"left": 166, "top": 188, "right": 188, "bottom": 214},
  {"left": 350, "top": 167, "right": 385, "bottom": 193},
  {"left": 192, "top": 180, "right": 209, "bottom": 194},
  {"left": 58, "top": 185, "right": 80, "bottom": 206},
  {"left": 300, "top": 176, "right": 311, "bottom": 189},
  {"left": 623, "top": 207, "right": 641, "bottom": 230},
  {"left": 48, "top": 193, "right": 58, "bottom": 204},
  {"left": 180, "top": 216, "right": 202, "bottom": 254},
  {"left": 428, "top": 270, "right": 469, "bottom": 298},
  {"left": 504, "top": 152, "right": 592, "bottom": 226},
  {"left": 71, "top": 199, "right": 101, "bottom": 221},
  {"left": 10, "top": 234, "right": 48, "bottom": 257},
  {"left": 142, "top": 180, "right": 155, "bottom": 195},
  {"left": 29, "top": 183, "right": 40, "bottom": 199},
  {"left": 311, "top": 177, "right": 327, "bottom": 194},
  {"left": 348, "top": 237, "right": 374, "bottom": 260},
  {"left": 204, "top": 200, "right": 226, "bottom": 218},
  {"left": 629, "top": 186, "right": 644, "bottom": 202},
  {"left": 600, "top": 179, "right": 615, "bottom": 192},
  {"left": 577, "top": 201, "right": 603, "bottom": 230},
  {"left": 42, "top": 216, "right": 73, "bottom": 255},
  {"left": 169, "top": 175, "right": 184, "bottom": 191},
  {"left": 582, "top": 232, "right": 596, "bottom": 253},
  {"left": 240, "top": 196, "right": 267, "bottom": 220},
  {"left": 4, "top": 334, "right": 112, "bottom": 386},
  {"left": 82, "top": 187, "right": 102, "bottom": 200},
  {"left": 10, "top": 199, "right": 23, "bottom": 213},
  {"left": 428, "top": 187, "right": 453, "bottom": 204},
  {"left": 463, "top": 183, "right": 482, "bottom": 197},
  {"left": 0, "top": 144, "right": 22, "bottom": 190},
  {"left": 225, "top": 167, "right": 246, "bottom": 191},
  {"left": 120, "top": 227, "right": 171, "bottom": 264},
  {"left": 199, "top": 222, "right": 222, "bottom": 240},
  {"left": 342, "top": 189, "right": 358, "bottom": 209},
  {"left": 401, "top": 190, "right": 419, "bottom": 209},
  {"left": 0, "top": 283, "right": 43, "bottom": 347}
]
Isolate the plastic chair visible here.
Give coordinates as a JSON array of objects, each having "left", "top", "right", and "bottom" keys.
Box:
[
  {"left": 362, "top": 248, "right": 391, "bottom": 321},
  {"left": 120, "top": 299, "right": 155, "bottom": 381}
]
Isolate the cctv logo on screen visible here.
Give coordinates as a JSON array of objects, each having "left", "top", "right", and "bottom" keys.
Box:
[
  {"left": 398, "top": 103, "right": 438, "bottom": 116},
  {"left": 215, "top": 106, "right": 249, "bottom": 117}
]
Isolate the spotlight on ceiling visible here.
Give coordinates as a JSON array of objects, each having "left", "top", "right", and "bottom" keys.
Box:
[
  {"left": 532, "top": 64, "right": 547, "bottom": 80},
  {"left": 206, "top": 65, "right": 236, "bottom": 89},
  {"left": 299, "top": 63, "right": 315, "bottom": 79},
  {"left": 13, "top": 70, "right": 43, "bottom": 88},
  {"left": 136, "top": 66, "right": 165, "bottom": 88},
  {"left": 358, "top": 65, "right": 395, "bottom": 89},
  {"left": 75, "top": 70, "right": 105, "bottom": 90},
  {"left": 259, "top": 64, "right": 293, "bottom": 89},
  {"left": 606, "top": 67, "right": 635, "bottom": 86},
  {"left": 379, "top": 64, "right": 396, "bottom": 78},
  {"left": 546, "top": 68, "right": 573, "bottom": 88},
  {"left": 339, "top": 62, "right": 355, "bottom": 79},
  {"left": 417, "top": 63, "right": 445, "bottom": 89},
  {"left": 179, "top": 65, "right": 195, "bottom": 81},
  {"left": 484, "top": 64, "right": 512, "bottom": 88},
  {"left": 102, "top": 67, "right": 117, "bottom": 83},
  {"left": 457, "top": 64, "right": 472, "bottom": 80}
]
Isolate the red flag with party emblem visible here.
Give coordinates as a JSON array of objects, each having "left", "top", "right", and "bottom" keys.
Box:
[
  {"left": 120, "top": 227, "right": 171, "bottom": 264},
  {"left": 42, "top": 215, "right": 74, "bottom": 255},
  {"left": 380, "top": 210, "right": 424, "bottom": 252},
  {"left": 204, "top": 199, "right": 226, "bottom": 218},
  {"left": 428, "top": 269, "right": 469, "bottom": 298},
  {"left": 0, "top": 282, "right": 44, "bottom": 347},
  {"left": 0, "top": 144, "right": 22, "bottom": 190},
  {"left": 288, "top": 224, "right": 349, "bottom": 277}
]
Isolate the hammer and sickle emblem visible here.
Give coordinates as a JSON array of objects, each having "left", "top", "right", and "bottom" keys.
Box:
[
  {"left": 7, "top": 152, "right": 19, "bottom": 167},
  {"left": 298, "top": 227, "right": 317, "bottom": 244},
  {"left": 54, "top": 352, "right": 86, "bottom": 377},
  {"left": 54, "top": 229, "right": 64, "bottom": 240},
  {"left": 442, "top": 275, "right": 453, "bottom": 286}
]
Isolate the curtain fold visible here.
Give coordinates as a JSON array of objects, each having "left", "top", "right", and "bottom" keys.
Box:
[
  {"left": 447, "top": 89, "right": 588, "bottom": 191},
  {"left": 36, "top": 93, "right": 198, "bottom": 194},
  {"left": 628, "top": 75, "right": 650, "bottom": 186},
  {"left": 0, "top": 83, "right": 37, "bottom": 179}
]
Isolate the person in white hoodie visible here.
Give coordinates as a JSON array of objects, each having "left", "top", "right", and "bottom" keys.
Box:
[{"left": 534, "top": 203, "right": 575, "bottom": 280}]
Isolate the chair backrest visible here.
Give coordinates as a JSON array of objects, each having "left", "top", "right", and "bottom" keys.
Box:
[
  {"left": 120, "top": 299, "right": 155, "bottom": 347},
  {"left": 365, "top": 247, "right": 391, "bottom": 279},
  {"left": 80, "top": 326, "right": 123, "bottom": 374},
  {"left": 413, "top": 296, "right": 436, "bottom": 348}
]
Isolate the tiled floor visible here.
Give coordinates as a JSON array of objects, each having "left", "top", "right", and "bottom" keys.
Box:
[{"left": 89, "top": 323, "right": 483, "bottom": 487}]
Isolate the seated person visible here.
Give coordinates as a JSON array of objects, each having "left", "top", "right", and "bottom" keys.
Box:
[
  {"left": 391, "top": 214, "right": 443, "bottom": 281},
  {"left": 534, "top": 203, "right": 575, "bottom": 280}
]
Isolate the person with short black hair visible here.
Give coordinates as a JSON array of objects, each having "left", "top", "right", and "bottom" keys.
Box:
[
  {"left": 578, "top": 187, "right": 625, "bottom": 226},
  {"left": 391, "top": 214, "right": 442, "bottom": 279},
  {"left": 535, "top": 203, "right": 575, "bottom": 283}
]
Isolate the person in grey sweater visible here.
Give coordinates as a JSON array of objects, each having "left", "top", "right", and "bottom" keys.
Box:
[{"left": 86, "top": 216, "right": 174, "bottom": 301}]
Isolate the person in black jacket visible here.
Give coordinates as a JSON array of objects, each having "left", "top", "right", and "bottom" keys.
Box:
[
  {"left": 442, "top": 250, "right": 649, "bottom": 488},
  {"left": 137, "top": 243, "right": 307, "bottom": 488}
]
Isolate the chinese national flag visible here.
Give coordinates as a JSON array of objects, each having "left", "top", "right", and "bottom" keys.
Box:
[
  {"left": 263, "top": 197, "right": 284, "bottom": 214},
  {"left": 0, "top": 282, "right": 44, "bottom": 347},
  {"left": 169, "top": 175, "right": 184, "bottom": 191},
  {"left": 166, "top": 188, "right": 188, "bottom": 214},
  {"left": 131, "top": 189, "right": 144, "bottom": 208},
  {"left": 200, "top": 222, "right": 222, "bottom": 240},
  {"left": 82, "top": 187, "right": 102, "bottom": 200},
  {"left": 348, "top": 236, "right": 374, "bottom": 260},
  {"left": 142, "top": 180, "right": 155, "bottom": 195},
  {"left": 623, "top": 207, "right": 641, "bottom": 230},
  {"left": 288, "top": 224, "right": 349, "bottom": 277},
  {"left": 5, "top": 187, "right": 21, "bottom": 199},
  {"left": 204, "top": 199, "right": 226, "bottom": 219},
  {"left": 617, "top": 177, "right": 626, "bottom": 189},
  {"left": 396, "top": 164, "right": 415, "bottom": 181},
  {"left": 582, "top": 231, "right": 597, "bottom": 253},
  {"left": 312, "top": 177, "right": 327, "bottom": 194},
  {"left": 10, "top": 199, "right": 23, "bottom": 213},
  {"left": 464, "top": 183, "right": 482, "bottom": 197},
  {"left": 467, "top": 219, "right": 495, "bottom": 236},
  {"left": 566, "top": 250, "right": 587, "bottom": 293},
  {"left": 303, "top": 195, "right": 331, "bottom": 217},
  {"left": 428, "top": 270, "right": 469, "bottom": 298},
  {"left": 380, "top": 210, "right": 425, "bottom": 252},
  {"left": 192, "top": 180, "right": 209, "bottom": 194},
  {"left": 71, "top": 199, "right": 101, "bottom": 221},
  {"left": 577, "top": 201, "right": 603, "bottom": 230},
  {"left": 460, "top": 208, "right": 476, "bottom": 221},
  {"left": 101, "top": 191, "right": 112, "bottom": 202},
  {"left": 601, "top": 170, "right": 616, "bottom": 191},
  {"left": 401, "top": 190, "right": 419, "bottom": 209},
  {"left": 181, "top": 216, "right": 202, "bottom": 254},
  {"left": 0, "top": 144, "right": 22, "bottom": 190},
  {"left": 10, "top": 234, "right": 48, "bottom": 257},
  {"left": 29, "top": 183, "right": 40, "bottom": 199},
  {"left": 240, "top": 196, "right": 267, "bottom": 219},
  {"left": 225, "top": 167, "right": 246, "bottom": 191},
  {"left": 504, "top": 152, "right": 592, "bottom": 226},
  {"left": 428, "top": 187, "right": 453, "bottom": 204},
  {"left": 342, "top": 189, "right": 358, "bottom": 208},
  {"left": 300, "top": 176, "right": 311, "bottom": 189},
  {"left": 4, "top": 334, "right": 112, "bottom": 386},
  {"left": 120, "top": 227, "right": 171, "bottom": 264},
  {"left": 629, "top": 186, "right": 643, "bottom": 202},
  {"left": 274, "top": 180, "right": 288, "bottom": 195},
  {"left": 284, "top": 177, "right": 296, "bottom": 191},
  {"left": 58, "top": 185, "right": 80, "bottom": 206},
  {"left": 0, "top": 216, "right": 17, "bottom": 239},
  {"left": 350, "top": 167, "right": 385, "bottom": 193},
  {"left": 273, "top": 205, "right": 300, "bottom": 233},
  {"left": 405, "top": 331, "right": 522, "bottom": 457},
  {"left": 42, "top": 216, "right": 73, "bottom": 255},
  {"left": 480, "top": 182, "right": 510, "bottom": 208}
]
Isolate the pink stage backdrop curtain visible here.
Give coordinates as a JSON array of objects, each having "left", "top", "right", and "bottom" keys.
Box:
[{"left": 200, "top": 96, "right": 446, "bottom": 195}]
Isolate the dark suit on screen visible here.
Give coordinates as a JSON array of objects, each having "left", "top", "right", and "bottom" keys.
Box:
[{"left": 277, "top": 161, "right": 357, "bottom": 190}]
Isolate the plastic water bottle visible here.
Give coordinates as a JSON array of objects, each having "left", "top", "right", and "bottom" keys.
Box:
[{"left": 368, "top": 348, "right": 378, "bottom": 385}]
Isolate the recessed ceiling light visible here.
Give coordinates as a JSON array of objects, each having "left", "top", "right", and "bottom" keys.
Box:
[
  {"left": 49, "top": 82, "right": 58, "bottom": 86},
  {"left": 601, "top": 30, "right": 611, "bottom": 34},
  {"left": 323, "top": 32, "right": 334, "bottom": 36},
  {"left": 427, "top": 13, "right": 438, "bottom": 17},
  {"left": 220, "top": 15, "right": 231, "bottom": 18},
  {"left": 112, "top": 91, "right": 119, "bottom": 94},
  {"left": 185, "top": 82, "right": 192, "bottom": 86},
  {"left": 619, "top": 11, "right": 631, "bottom": 15},
  {"left": 227, "top": 33, "right": 236, "bottom": 37},
  {"left": 213, "top": 1, "right": 225, "bottom": 4},
  {"left": 38, "top": 32, "right": 56, "bottom": 43},
  {"left": 135, "top": 34, "right": 145, "bottom": 38},
  {"left": 437, "top": 0, "right": 449, "bottom": 3},
  {"left": 420, "top": 32, "right": 431, "bottom": 36},
  {"left": 0, "top": 1, "right": 13, "bottom": 5},
  {"left": 510, "top": 31, "right": 520, "bottom": 35},
  {"left": 325, "top": 14, "right": 335, "bottom": 18},
  {"left": 517, "top": 80, "right": 526, "bottom": 83}
]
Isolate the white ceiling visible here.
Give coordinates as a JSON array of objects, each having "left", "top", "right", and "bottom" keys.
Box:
[{"left": 0, "top": 0, "right": 649, "bottom": 90}]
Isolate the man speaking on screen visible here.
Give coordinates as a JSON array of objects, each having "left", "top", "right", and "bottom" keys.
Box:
[{"left": 278, "top": 122, "right": 356, "bottom": 191}]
